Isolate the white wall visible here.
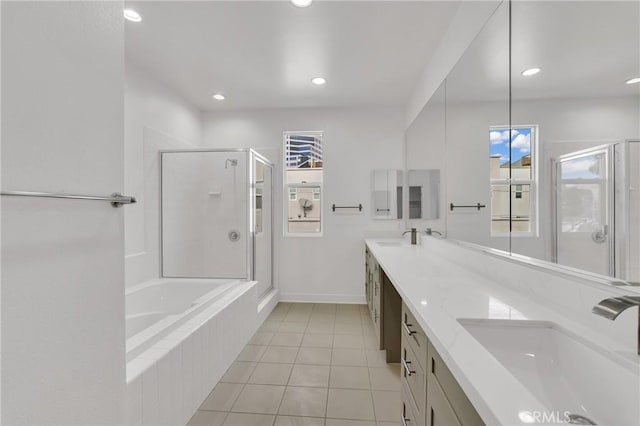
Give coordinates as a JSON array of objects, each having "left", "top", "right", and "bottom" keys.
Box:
[
  {"left": 124, "top": 64, "right": 203, "bottom": 287},
  {"left": 1, "top": 1, "right": 125, "bottom": 423},
  {"left": 202, "top": 107, "right": 405, "bottom": 303}
]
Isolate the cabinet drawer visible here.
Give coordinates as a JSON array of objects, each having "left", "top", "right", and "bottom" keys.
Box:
[
  {"left": 428, "top": 341, "right": 484, "bottom": 426},
  {"left": 426, "top": 376, "right": 461, "bottom": 426},
  {"left": 401, "top": 380, "right": 422, "bottom": 426},
  {"left": 401, "top": 336, "right": 425, "bottom": 425},
  {"left": 402, "top": 302, "right": 427, "bottom": 371}
]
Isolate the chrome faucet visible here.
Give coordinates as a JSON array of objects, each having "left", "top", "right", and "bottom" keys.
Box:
[
  {"left": 403, "top": 228, "right": 417, "bottom": 245},
  {"left": 592, "top": 296, "right": 640, "bottom": 355},
  {"left": 425, "top": 228, "right": 443, "bottom": 238}
]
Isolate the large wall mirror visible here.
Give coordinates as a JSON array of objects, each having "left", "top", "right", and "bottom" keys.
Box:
[{"left": 406, "top": 0, "right": 640, "bottom": 286}]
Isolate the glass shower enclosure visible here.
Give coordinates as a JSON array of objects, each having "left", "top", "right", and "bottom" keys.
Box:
[{"left": 160, "top": 148, "right": 273, "bottom": 297}]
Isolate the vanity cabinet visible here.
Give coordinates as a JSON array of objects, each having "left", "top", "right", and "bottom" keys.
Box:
[
  {"left": 366, "top": 247, "right": 484, "bottom": 426},
  {"left": 365, "top": 247, "right": 382, "bottom": 347}
]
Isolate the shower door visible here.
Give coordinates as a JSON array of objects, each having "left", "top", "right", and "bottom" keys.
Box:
[
  {"left": 253, "top": 153, "right": 273, "bottom": 296},
  {"left": 553, "top": 145, "right": 614, "bottom": 276}
]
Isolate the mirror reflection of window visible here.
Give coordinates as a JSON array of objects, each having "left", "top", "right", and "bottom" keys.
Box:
[{"left": 489, "top": 125, "right": 537, "bottom": 236}]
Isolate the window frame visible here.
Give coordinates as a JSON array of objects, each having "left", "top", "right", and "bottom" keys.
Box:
[
  {"left": 283, "top": 131, "right": 324, "bottom": 237},
  {"left": 490, "top": 125, "right": 539, "bottom": 238}
]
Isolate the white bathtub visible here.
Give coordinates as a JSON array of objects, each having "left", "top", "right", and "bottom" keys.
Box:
[{"left": 126, "top": 278, "right": 239, "bottom": 361}]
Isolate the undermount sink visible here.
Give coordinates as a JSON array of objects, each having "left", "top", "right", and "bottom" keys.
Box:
[
  {"left": 376, "top": 241, "right": 404, "bottom": 247},
  {"left": 458, "top": 319, "right": 639, "bottom": 425}
]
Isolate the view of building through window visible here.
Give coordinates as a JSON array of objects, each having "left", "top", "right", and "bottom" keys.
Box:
[
  {"left": 489, "top": 126, "right": 536, "bottom": 235},
  {"left": 284, "top": 132, "right": 324, "bottom": 235}
]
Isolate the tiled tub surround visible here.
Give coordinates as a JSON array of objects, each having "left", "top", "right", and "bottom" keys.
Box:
[
  {"left": 126, "top": 281, "right": 263, "bottom": 425},
  {"left": 365, "top": 238, "right": 640, "bottom": 425},
  {"left": 189, "top": 302, "right": 401, "bottom": 426}
]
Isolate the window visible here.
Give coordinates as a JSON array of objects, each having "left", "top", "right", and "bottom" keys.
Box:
[
  {"left": 284, "top": 131, "right": 323, "bottom": 235},
  {"left": 489, "top": 125, "right": 537, "bottom": 236}
]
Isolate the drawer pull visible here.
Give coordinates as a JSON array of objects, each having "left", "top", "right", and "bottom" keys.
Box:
[
  {"left": 402, "top": 357, "right": 415, "bottom": 377},
  {"left": 402, "top": 320, "right": 416, "bottom": 336}
]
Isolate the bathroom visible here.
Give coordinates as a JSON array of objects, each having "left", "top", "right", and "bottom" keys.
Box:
[{"left": 1, "top": 0, "right": 639, "bottom": 425}]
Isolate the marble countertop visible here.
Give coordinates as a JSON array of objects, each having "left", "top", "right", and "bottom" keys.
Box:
[{"left": 365, "top": 237, "right": 639, "bottom": 425}]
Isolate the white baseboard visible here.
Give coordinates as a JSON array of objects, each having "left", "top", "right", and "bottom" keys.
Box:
[
  {"left": 257, "top": 288, "right": 279, "bottom": 324},
  {"left": 279, "top": 292, "right": 366, "bottom": 304}
]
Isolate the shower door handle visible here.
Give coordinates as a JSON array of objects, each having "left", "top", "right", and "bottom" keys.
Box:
[{"left": 591, "top": 225, "right": 608, "bottom": 244}]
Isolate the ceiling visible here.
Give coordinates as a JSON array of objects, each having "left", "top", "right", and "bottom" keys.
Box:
[
  {"left": 124, "top": 1, "right": 461, "bottom": 111},
  {"left": 446, "top": 1, "right": 640, "bottom": 103}
]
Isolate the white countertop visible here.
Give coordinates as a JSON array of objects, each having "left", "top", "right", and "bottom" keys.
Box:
[{"left": 365, "top": 237, "right": 639, "bottom": 426}]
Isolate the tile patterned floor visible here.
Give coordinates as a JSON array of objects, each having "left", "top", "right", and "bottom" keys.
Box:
[{"left": 188, "top": 303, "right": 401, "bottom": 426}]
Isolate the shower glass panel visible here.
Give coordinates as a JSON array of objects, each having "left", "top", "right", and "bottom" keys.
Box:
[
  {"left": 161, "top": 150, "right": 250, "bottom": 279},
  {"left": 253, "top": 155, "right": 273, "bottom": 297},
  {"left": 554, "top": 147, "right": 613, "bottom": 276}
]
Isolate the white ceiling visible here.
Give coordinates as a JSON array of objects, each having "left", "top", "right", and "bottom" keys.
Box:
[
  {"left": 446, "top": 1, "right": 640, "bottom": 103},
  {"left": 124, "top": 1, "right": 461, "bottom": 111}
]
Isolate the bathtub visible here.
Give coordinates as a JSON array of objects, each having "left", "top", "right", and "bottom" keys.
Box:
[
  {"left": 125, "top": 278, "right": 271, "bottom": 425},
  {"left": 126, "top": 278, "right": 239, "bottom": 361}
]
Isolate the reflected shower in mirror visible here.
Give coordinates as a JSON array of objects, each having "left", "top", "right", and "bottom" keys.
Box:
[{"left": 510, "top": 1, "right": 640, "bottom": 282}]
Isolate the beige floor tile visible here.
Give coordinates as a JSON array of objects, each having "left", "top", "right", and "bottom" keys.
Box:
[
  {"left": 371, "top": 391, "right": 400, "bottom": 422},
  {"left": 278, "top": 322, "right": 309, "bottom": 333},
  {"left": 200, "top": 382, "right": 244, "bottom": 411},
  {"left": 331, "top": 349, "right": 367, "bottom": 366},
  {"left": 301, "top": 333, "right": 334, "bottom": 348},
  {"left": 268, "top": 311, "right": 287, "bottom": 321},
  {"left": 363, "top": 334, "right": 379, "bottom": 350},
  {"left": 295, "top": 347, "right": 332, "bottom": 365},
  {"left": 261, "top": 320, "right": 283, "bottom": 332},
  {"left": 275, "top": 415, "right": 325, "bottom": 426},
  {"left": 335, "top": 312, "right": 362, "bottom": 323},
  {"left": 375, "top": 423, "right": 398, "bottom": 426},
  {"left": 248, "top": 363, "right": 293, "bottom": 385},
  {"left": 232, "top": 384, "right": 285, "bottom": 414},
  {"left": 330, "top": 366, "right": 371, "bottom": 389},
  {"left": 288, "top": 364, "right": 330, "bottom": 387},
  {"left": 223, "top": 413, "right": 276, "bottom": 426},
  {"left": 312, "top": 303, "right": 338, "bottom": 313},
  {"left": 250, "top": 332, "right": 274, "bottom": 346},
  {"left": 334, "top": 322, "right": 363, "bottom": 335},
  {"left": 364, "top": 350, "right": 387, "bottom": 367},
  {"left": 188, "top": 410, "right": 227, "bottom": 426},
  {"left": 325, "top": 420, "right": 375, "bottom": 426},
  {"left": 305, "top": 321, "right": 335, "bottom": 334},
  {"left": 333, "top": 334, "right": 365, "bottom": 349},
  {"left": 261, "top": 346, "right": 300, "bottom": 363},
  {"left": 221, "top": 361, "right": 257, "bottom": 383},
  {"left": 237, "top": 345, "right": 268, "bottom": 362},
  {"left": 369, "top": 365, "right": 401, "bottom": 391},
  {"left": 271, "top": 332, "right": 304, "bottom": 347},
  {"left": 336, "top": 304, "right": 362, "bottom": 314},
  {"left": 278, "top": 386, "right": 328, "bottom": 417},
  {"left": 327, "top": 389, "right": 375, "bottom": 421}
]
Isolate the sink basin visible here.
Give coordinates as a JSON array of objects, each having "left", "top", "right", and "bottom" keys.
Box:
[
  {"left": 376, "top": 241, "right": 403, "bottom": 247},
  {"left": 458, "top": 319, "right": 639, "bottom": 425}
]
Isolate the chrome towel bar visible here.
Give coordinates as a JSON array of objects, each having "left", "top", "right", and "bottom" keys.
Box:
[{"left": 1, "top": 190, "right": 137, "bottom": 208}]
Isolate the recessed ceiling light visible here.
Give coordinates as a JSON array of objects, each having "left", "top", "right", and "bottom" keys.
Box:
[
  {"left": 212, "top": 93, "right": 225, "bottom": 101},
  {"left": 291, "top": 0, "right": 313, "bottom": 7},
  {"left": 521, "top": 67, "right": 541, "bottom": 77},
  {"left": 311, "top": 77, "right": 326, "bottom": 85},
  {"left": 123, "top": 8, "right": 142, "bottom": 22},
  {"left": 625, "top": 77, "right": 640, "bottom": 85}
]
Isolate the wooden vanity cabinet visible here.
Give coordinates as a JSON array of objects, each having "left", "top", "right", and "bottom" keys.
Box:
[{"left": 366, "top": 246, "right": 484, "bottom": 426}]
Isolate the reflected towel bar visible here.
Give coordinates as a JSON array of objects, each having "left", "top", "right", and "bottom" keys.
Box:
[
  {"left": 1, "top": 190, "right": 137, "bottom": 208},
  {"left": 332, "top": 204, "right": 363, "bottom": 212},
  {"left": 450, "top": 202, "right": 486, "bottom": 211}
]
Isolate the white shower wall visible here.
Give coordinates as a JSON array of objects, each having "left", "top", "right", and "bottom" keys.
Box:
[{"left": 161, "top": 151, "right": 248, "bottom": 278}]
